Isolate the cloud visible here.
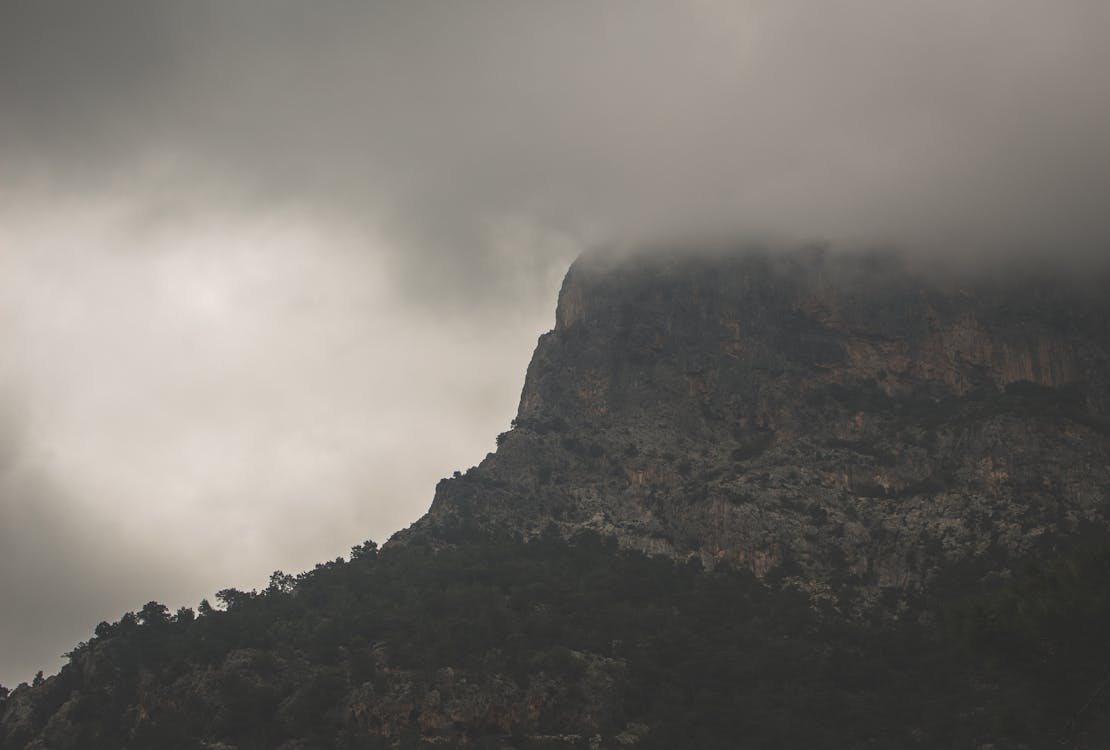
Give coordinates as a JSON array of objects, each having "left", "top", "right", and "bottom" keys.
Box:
[
  {"left": 4, "top": 2, "right": 1109, "bottom": 281},
  {"left": 0, "top": 194, "right": 558, "bottom": 686},
  {"left": 0, "top": 390, "right": 194, "bottom": 685}
]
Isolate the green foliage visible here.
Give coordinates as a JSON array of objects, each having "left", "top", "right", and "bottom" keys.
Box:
[
  {"left": 137, "top": 601, "right": 171, "bottom": 627},
  {"left": 10, "top": 532, "right": 1110, "bottom": 748},
  {"left": 349, "top": 539, "right": 379, "bottom": 561},
  {"left": 729, "top": 428, "right": 773, "bottom": 462},
  {"left": 943, "top": 536, "right": 1110, "bottom": 743},
  {"left": 808, "top": 378, "right": 893, "bottom": 413},
  {"left": 215, "top": 587, "right": 255, "bottom": 611},
  {"left": 512, "top": 415, "right": 570, "bottom": 435}
]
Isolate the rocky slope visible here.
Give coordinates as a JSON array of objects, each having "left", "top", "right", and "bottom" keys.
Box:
[{"left": 403, "top": 247, "right": 1110, "bottom": 610}]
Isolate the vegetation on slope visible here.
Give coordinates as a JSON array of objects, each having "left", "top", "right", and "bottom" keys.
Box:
[{"left": 4, "top": 527, "right": 1110, "bottom": 749}]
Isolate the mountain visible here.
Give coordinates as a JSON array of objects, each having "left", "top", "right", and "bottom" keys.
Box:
[
  {"left": 4, "top": 246, "right": 1110, "bottom": 749},
  {"left": 404, "top": 247, "right": 1110, "bottom": 609}
]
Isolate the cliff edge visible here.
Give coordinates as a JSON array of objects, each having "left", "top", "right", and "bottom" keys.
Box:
[{"left": 403, "top": 247, "right": 1110, "bottom": 609}]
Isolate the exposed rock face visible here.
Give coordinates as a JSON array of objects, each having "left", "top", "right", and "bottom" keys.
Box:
[{"left": 404, "top": 248, "right": 1110, "bottom": 608}]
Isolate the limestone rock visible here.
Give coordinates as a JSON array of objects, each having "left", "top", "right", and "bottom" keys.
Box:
[{"left": 400, "top": 247, "right": 1110, "bottom": 609}]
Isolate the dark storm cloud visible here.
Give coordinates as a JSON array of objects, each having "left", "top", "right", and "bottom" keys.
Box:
[{"left": 5, "top": 1, "right": 1109, "bottom": 295}]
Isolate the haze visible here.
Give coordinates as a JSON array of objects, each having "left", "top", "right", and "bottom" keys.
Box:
[{"left": 2, "top": 1, "right": 1109, "bottom": 687}]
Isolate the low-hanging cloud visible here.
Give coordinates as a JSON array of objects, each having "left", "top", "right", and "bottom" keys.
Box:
[{"left": 4, "top": 1, "right": 1109, "bottom": 283}]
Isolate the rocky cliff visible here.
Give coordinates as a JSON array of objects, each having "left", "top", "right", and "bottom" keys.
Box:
[{"left": 404, "top": 247, "right": 1110, "bottom": 610}]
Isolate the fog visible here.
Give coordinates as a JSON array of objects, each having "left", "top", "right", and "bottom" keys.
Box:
[{"left": 2, "top": 1, "right": 1108, "bottom": 686}]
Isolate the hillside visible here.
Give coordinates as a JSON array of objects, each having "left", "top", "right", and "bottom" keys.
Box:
[
  {"left": 3, "top": 246, "right": 1110, "bottom": 749},
  {"left": 405, "top": 247, "right": 1110, "bottom": 610}
]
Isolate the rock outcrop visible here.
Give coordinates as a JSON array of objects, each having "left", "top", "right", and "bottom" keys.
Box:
[{"left": 403, "top": 247, "right": 1110, "bottom": 609}]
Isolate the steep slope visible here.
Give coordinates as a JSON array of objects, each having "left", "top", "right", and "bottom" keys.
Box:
[{"left": 404, "top": 247, "right": 1110, "bottom": 609}]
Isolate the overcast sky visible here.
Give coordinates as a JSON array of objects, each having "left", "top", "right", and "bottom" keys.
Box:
[{"left": 2, "top": 1, "right": 1109, "bottom": 687}]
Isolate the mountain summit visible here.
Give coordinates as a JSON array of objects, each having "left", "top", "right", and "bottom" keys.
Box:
[{"left": 403, "top": 247, "right": 1110, "bottom": 609}]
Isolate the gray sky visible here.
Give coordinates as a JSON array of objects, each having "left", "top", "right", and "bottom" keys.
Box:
[{"left": 2, "top": 1, "right": 1109, "bottom": 686}]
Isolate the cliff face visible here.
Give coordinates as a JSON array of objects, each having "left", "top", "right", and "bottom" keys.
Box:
[{"left": 407, "top": 248, "right": 1110, "bottom": 607}]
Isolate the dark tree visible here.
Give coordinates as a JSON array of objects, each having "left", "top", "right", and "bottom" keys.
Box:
[
  {"left": 137, "top": 601, "right": 171, "bottom": 627},
  {"left": 349, "top": 540, "right": 378, "bottom": 561}
]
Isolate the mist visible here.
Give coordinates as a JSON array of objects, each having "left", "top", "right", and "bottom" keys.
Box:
[{"left": 2, "top": 0, "right": 1109, "bottom": 686}]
